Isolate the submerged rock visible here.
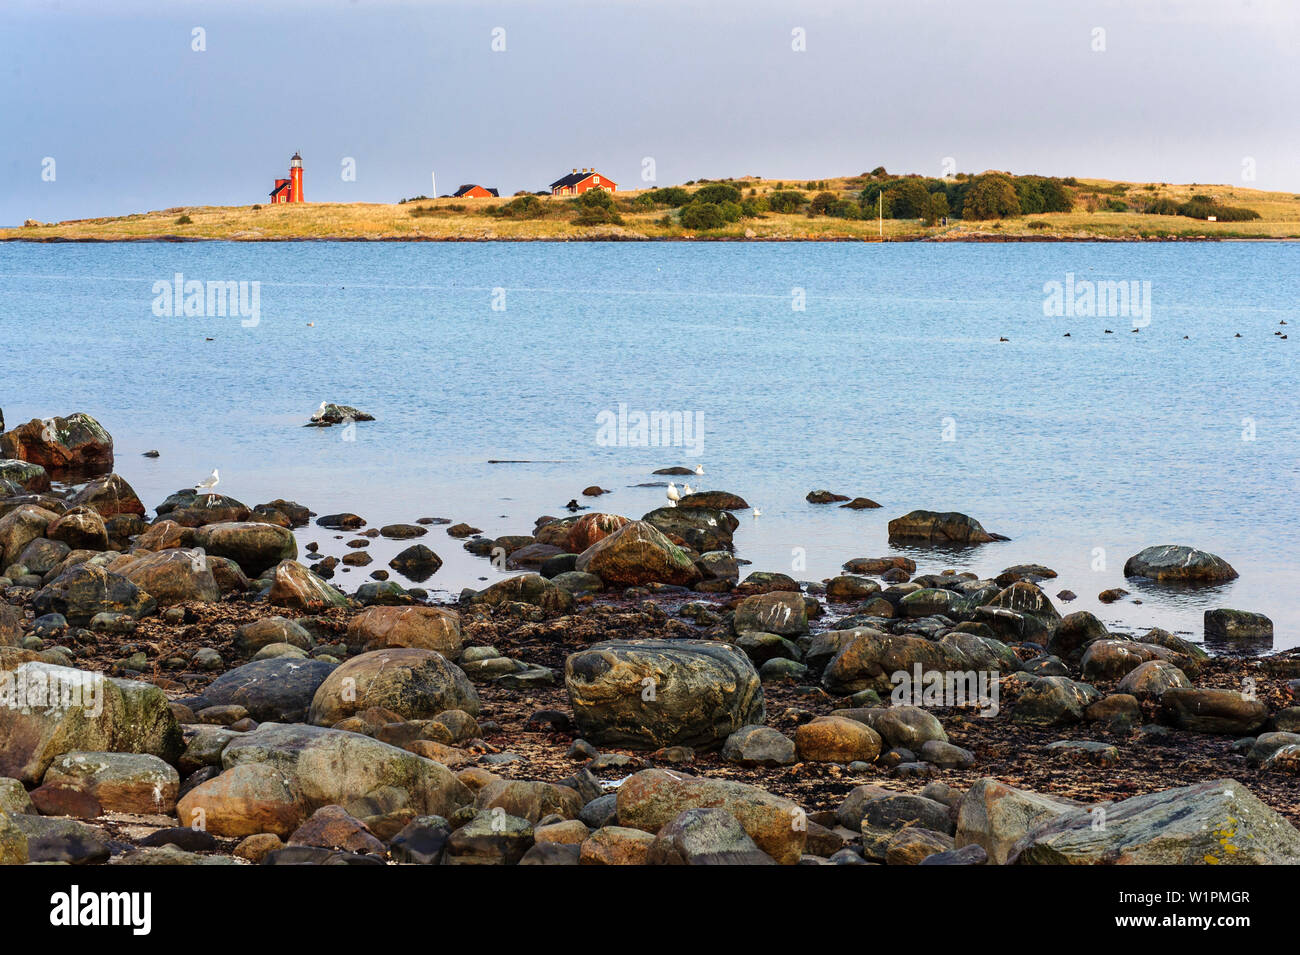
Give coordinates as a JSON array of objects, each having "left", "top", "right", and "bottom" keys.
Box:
[{"left": 887, "top": 509, "right": 999, "bottom": 545}]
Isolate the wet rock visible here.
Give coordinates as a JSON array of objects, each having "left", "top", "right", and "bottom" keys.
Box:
[
  {"left": 677, "top": 490, "right": 748, "bottom": 510},
  {"left": 1046, "top": 611, "right": 1110, "bottom": 663},
  {"left": 166, "top": 493, "right": 252, "bottom": 528},
  {"left": 0, "top": 504, "right": 59, "bottom": 568},
  {"left": 1204, "top": 609, "right": 1273, "bottom": 647},
  {"left": 1123, "top": 545, "right": 1238, "bottom": 584},
  {"left": 471, "top": 573, "right": 574, "bottom": 613},
  {"left": 47, "top": 506, "right": 109, "bottom": 550},
  {"left": 843, "top": 556, "right": 916, "bottom": 575},
  {"left": 825, "top": 575, "right": 881, "bottom": 601},
  {"left": 316, "top": 513, "right": 366, "bottom": 530},
  {"left": 445, "top": 810, "right": 533, "bottom": 865},
  {"left": 195, "top": 522, "right": 296, "bottom": 576},
  {"left": 565, "top": 639, "right": 763, "bottom": 750},
  {"left": 565, "top": 513, "right": 631, "bottom": 553},
  {"left": 806, "top": 490, "right": 850, "bottom": 504},
  {"left": 616, "top": 768, "right": 805, "bottom": 865},
  {"left": 1086, "top": 693, "right": 1142, "bottom": 729},
  {"left": 574, "top": 520, "right": 701, "bottom": 587},
  {"left": 16, "top": 537, "right": 69, "bottom": 576},
  {"left": 0, "top": 662, "right": 182, "bottom": 784},
  {"left": 1009, "top": 779, "right": 1300, "bottom": 864},
  {"left": 236, "top": 616, "right": 312, "bottom": 654},
  {"left": 1012, "top": 676, "right": 1100, "bottom": 726},
  {"left": 873, "top": 707, "right": 949, "bottom": 749},
  {"left": 1158, "top": 688, "right": 1267, "bottom": 734},
  {"left": 0, "top": 459, "right": 49, "bottom": 493},
  {"left": 551, "top": 570, "right": 603, "bottom": 594},
  {"left": 289, "top": 804, "right": 385, "bottom": 855},
  {"left": 1081, "top": 639, "right": 1197, "bottom": 681},
  {"left": 822, "top": 630, "right": 1018, "bottom": 696},
  {"left": 887, "top": 509, "right": 998, "bottom": 545},
  {"left": 308, "top": 648, "right": 479, "bottom": 726},
  {"left": 840, "top": 497, "right": 881, "bottom": 509},
  {"left": 389, "top": 544, "right": 443, "bottom": 581},
  {"left": 646, "top": 807, "right": 775, "bottom": 865}
]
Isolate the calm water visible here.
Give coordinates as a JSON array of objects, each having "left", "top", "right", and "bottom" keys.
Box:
[{"left": 1, "top": 241, "right": 1297, "bottom": 650}]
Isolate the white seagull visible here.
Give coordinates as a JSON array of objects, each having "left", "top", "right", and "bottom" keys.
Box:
[
  {"left": 311, "top": 401, "right": 328, "bottom": 421},
  {"left": 195, "top": 469, "right": 220, "bottom": 492},
  {"left": 666, "top": 482, "right": 681, "bottom": 506},
  {"left": 682, "top": 483, "right": 693, "bottom": 495},
  {"left": 752, "top": 507, "right": 762, "bottom": 518},
  {"left": 694, "top": 464, "right": 704, "bottom": 475}
]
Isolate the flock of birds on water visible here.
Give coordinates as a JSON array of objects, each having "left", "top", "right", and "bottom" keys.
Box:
[{"left": 999, "top": 319, "right": 1287, "bottom": 342}]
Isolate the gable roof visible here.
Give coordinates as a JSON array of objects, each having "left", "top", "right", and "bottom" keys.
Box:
[
  {"left": 550, "top": 170, "right": 616, "bottom": 189},
  {"left": 269, "top": 180, "right": 292, "bottom": 197},
  {"left": 453, "top": 184, "right": 499, "bottom": 197}
]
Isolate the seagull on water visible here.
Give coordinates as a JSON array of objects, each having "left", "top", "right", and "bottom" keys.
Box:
[
  {"left": 666, "top": 483, "right": 681, "bottom": 506},
  {"left": 694, "top": 464, "right": 704, "bottom": 475},
  {"left": 682, "top": 483, "right": 694, "bottom": 495},
  {"left": 752, "top": 507, "right": 762, "bottom": 518},
  {"left": 195, "top": 469, "right": 220, "bottom": 492}
]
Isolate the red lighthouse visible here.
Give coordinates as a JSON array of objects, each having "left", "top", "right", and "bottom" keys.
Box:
[{"left": 269, "top": 152, "right": 305, "bottom": 203}]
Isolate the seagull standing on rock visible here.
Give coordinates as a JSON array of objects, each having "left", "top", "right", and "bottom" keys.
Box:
[
  {"left": 311, "top": 401, "right": 328, "bottom": 422},
  {"left": 195, "top": 469, "right": 220, "bottom": 493},
  {"left": 666, "top": 483, "right": 681, "bottom": 507}
]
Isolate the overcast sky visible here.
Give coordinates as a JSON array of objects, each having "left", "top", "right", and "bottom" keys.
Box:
[{"left": 2, "top": 0, "right": 1297, "bottom": 224}]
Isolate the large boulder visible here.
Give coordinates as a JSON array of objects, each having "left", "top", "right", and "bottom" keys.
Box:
[
  {"left": 565, "top": 639, "right": 764, "bottom": 750},
  {"left": 575, "top": 521, "right": 701, "bottom": 587},
  {"left": 822, "top": 630, "right": 1018, "bottom": 696},
  {"left": 0, "top": 413, "right": 113, "bottom": 475},
  {"left": 1009, "top": 779, "right": 1300, "bottom": 864},
  {"left": 46, "top": 506, "right": 109, "bottom": 551},
  {"left": 31, "top": 564, "right": 156, "bottom": 626},
  {"left": 1204, "top": 609, "right": 1273, "bottom": 646},
  {"left": 641, "top": 507, "right": 737, "bottom": 553},
  {"left": 887, "top": 510, "right": 997, "bottom": 545},
  {"left": 268, "top": 560, "right": 347, "bottom": 612},
  {"left": 676, "top": 491, "right": 748, "bottom": 510},
  {"left": 1012, "top": 676, "right": 1100, "bottom": 725},
  {"left": 67, "top": 473, "right": 145, "bottom": 518},
  {"left": 1116, "top": 660, "right": 1190, "bottom": 699},
  {"left": 1158, "top": 688, "right": 1268, "bottom": 734},
  {"left": 1123, "top": 545, "right": 1238, "bottom": 584},
  {"left": 195, "top": 522, "right": 296, "bottom": 577},
  {"left": 195, "top": 657, "right": 336, "bottom": 723},
  {"left": 975, "top": 581, "right": 1060, "bottom": 641},
  {"left": 0, "top": 459, "right": 50, "bottom": 493},
  {"left": 308, "top": 648, "right": 479, "bottom": 726},
  {"left": 565, "top": 513, "right": 630, "bottom": 553},
  {"left": 0, "top": 504, "right": 59, "bottom": 568},
  {"left": 956, "top": 778, "right": 1080, "bottom": 864},
  {"left": 645, "top": 807, "right": 775, "bottom": 865},
  {"left": 616, "top": 769, "right": 804, "bottom": 865},
  {"left": 0, "top": 663, "right": 182, "bottom": 784},
  {"left": 117, "top": 548, "right": 221, "bottom": 607},
  {"left": 43, "top": 752, "right": 180, "bottom": 815},
  {"left": 1046, "top": 611, "right": 1110, "bottom": 663},
  {"left": 164, "top": 493, "right": 252, "bottom": 528},
  {"left": 346, "top": 606, "right": 463, "bottom": 656},
  {"left": 176, "top": 722, "right": 471, "bottom": 838},
  {"left": 734, "top": 591, "right": 808, "bottom": 637}
]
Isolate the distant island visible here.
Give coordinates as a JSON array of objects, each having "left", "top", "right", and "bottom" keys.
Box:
[{"left": 7, "top": 169, "right": 1300, "bottom": 241}]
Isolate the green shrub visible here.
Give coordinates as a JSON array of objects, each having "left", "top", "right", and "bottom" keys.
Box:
[
  {"left": 961, "top": 173, "right": 1022, "bottom": 220},
  {"left": 495, "top": 195, "right": 545, "bottom": 219},
  {"left": 692, "top": 183, "right": 742, "bottom": 205},
  {"left": 175, "top": 214, "right": 192, "bottom": 225},
  {"left": 679, "top": 201, "right": 726, "bottom": 230},
  {"left": 767, "top": 190, "right": 806, "bottom": 213}
]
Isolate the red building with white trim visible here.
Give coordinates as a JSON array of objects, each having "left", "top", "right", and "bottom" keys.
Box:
[
  {"left": 549, "top": 168, "right": 616, "bottom": 196},
  {"left": 269, "top": 152, "right": 304, "bottom": 203},
  {"left": 453, "top": 184, "right": 499, "bottom": 198}
]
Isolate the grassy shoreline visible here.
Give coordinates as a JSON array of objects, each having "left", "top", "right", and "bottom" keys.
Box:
[{"left": 6, "top": 176, "right": 1300, "bottom": 242}]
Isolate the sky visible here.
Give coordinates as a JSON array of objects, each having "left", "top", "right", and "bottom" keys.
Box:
[{"left": 2, "top": 0, "right": 1298, "bottom": 225}]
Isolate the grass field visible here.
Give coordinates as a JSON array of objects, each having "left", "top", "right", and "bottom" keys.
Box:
[{"left": 6, "top": 176, "right": 1300, "bottom": 242}]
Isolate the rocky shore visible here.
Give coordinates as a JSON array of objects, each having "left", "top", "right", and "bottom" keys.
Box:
[{"left": 1, "top": 411, "right": 1298, "bottom": 866}]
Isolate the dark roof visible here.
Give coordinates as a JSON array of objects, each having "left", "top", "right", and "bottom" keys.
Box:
[
  {"left": 453, "top": 184, "right": 499, "bottom": 197},
  {"left": 269, "top": 181, "right": 291, "bottom": 197},
  {"left": 549, "top": 170, "right": 615, "bottom": 189},
  {"left": 291, "top": 152, "right": 302, "bottom": 161}
]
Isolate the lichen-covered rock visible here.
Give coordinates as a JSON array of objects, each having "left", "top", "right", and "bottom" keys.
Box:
[
  {"left": 0, "top": 504, "right": 60, "bottom": 568},
  {"left": 956, "top": 778, "right": 1080, "bottom": 864},
  {"left": 116, "top": 548, "right": 221, "bottom": 607},
  {"left": 176, "top": 722, "right": 470, "bottom": 838},
  {"left": 641, "top": 506, "right": 737, "bottom": 553},
  {"left": 31, "top": 564, "right": 157, "bottom": 626},
  {"left": 1159, "top": 688, "right": 1268, "bottom": 734},
  {"left": 1012, "top": 676, "right": 1101, "bottom": 726},
  {"left": 43, "top": 751, "right": 180, "bottom": 814},
  {"left": 565, "top": 513, "right": 630, "bottom": 553},
  {"left": 196, "top": 657, "right": 337, "bottom": 723},
  {"left": 308, "top": 648, "right": 479, "bottom": 726},
  {"left": 1009, "top": 779, "right": 1300, "bottom": 864},
  {"left": 0, "top": 662, "right": 182, "bottom": 784},
  {"left": 471, "top": 573, "right": 573, "bottom": 613},
  {"left": 734, "top": 591, "right": 808, "bottom": 636},
  {"left": 565, "top": 639, "right": 764, "bottom": 750},
  {"left": 67, "top": 473, "right": 145, "bottom": 518},
  {"left": 795, "top": 716, "right": 882, "bottom": 763},
  {"left": 575, "top": 521, "right": 701, "bottom": 587}
]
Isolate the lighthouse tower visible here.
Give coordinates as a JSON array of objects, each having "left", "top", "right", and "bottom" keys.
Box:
[{"left": 289, "top": 152, "right": 304, "bottom": 203}]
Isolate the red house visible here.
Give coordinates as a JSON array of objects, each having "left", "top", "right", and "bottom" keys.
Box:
[
  {"left": 549, "top": 168, "right": 616, "bottom": 196},
  {"left": 269, "top": 152, "right": 304, "bottom": 203},
  {"left": 452, "top": 184, "right": 499, "bottom": 198}
]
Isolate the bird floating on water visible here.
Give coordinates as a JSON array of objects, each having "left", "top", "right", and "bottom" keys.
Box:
[
  {"left": 682, "top": 483, "right": 693, "bottom": 495},
  {"left": 998, "top": 337, "right": 1009, "bottom": 342},
  {"left": 666, "top": 483, "right": 681, "bottom": 506},
  {"left": 694, "top": 464, "right": 704, "bottom": 475},
  {"left": 752, "top": 508, "right": 762, "bottom": 518},
  {"left": 194, "top": 469, "right": 220, "bottom": 492}
]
